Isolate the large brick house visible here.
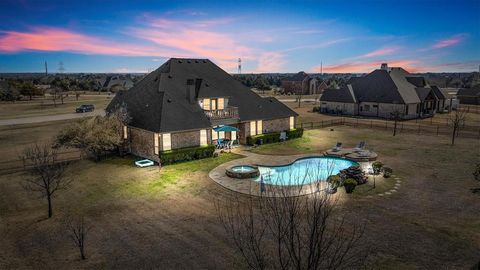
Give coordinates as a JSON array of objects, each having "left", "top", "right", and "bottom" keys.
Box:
[
  {"left": 281, "top": 71, "right": 327, "bottom": 95},
  {"left": 320, "top": 63, "right": 448, "bottom": 119},
  {"left": 106, "top": 58, "right": 298, "bottom": 162}
]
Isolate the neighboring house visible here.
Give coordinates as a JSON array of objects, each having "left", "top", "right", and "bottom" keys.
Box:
[
  {"left": 457, "top": 85, "right": 480, "bottom": 105},
  {"left": 320, "top": 63, "right": 446, "bottom": 119},
  {"left": 281, "top": 72, "right": 326, "bottom": 95},
  {"left": 106, "top": 58, "right": 298, "bottom": 162}
]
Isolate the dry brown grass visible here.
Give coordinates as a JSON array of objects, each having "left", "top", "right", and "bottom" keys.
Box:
[
  {"left": 0, "top": 94, "right": 112, "bottom": 120},
  {"left": 0, "top": 126, "right": 479, "bottom": 268},
  {"left": 0, "top": 99, "right": 479, "bottom": 269}
]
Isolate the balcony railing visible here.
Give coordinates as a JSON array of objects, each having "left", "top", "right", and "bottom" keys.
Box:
[{"left": 204, "top": 106, "right": 239, "bottom": 120}]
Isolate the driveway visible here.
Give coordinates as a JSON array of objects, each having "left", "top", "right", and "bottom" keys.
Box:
[{"left": 0, "top": 110, "right": 105, "bottom": 126}]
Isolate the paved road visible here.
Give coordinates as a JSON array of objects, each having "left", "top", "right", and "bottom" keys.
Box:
[{"left": 0, "top": 110, "right": 105, "bottom": 126}]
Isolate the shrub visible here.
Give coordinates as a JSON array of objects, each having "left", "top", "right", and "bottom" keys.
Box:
[
  {"left": 246, "top": 128, "right": 304, "bottom": 146},
  {"left": 340, "top": 165, "right": 367, "bottom": 185},
  {"left": 383, "top": 167, "right": 393, "bottom": 178},
  {"left": 160, "top": 145, "right": 215, "bottom": 165},
  {"left": 344, "top": 178, "right": 357, "bottom": 193},
  {"left": 327, "top": 175, "right": 341, "bottom": 188},
  {"left": 372, "top": 161, "right": 383, "bottom": 175}
]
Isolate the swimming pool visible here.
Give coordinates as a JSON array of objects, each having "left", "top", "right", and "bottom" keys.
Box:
[{"left": 255, "top": 156, "right": 358, "bottom": 186}]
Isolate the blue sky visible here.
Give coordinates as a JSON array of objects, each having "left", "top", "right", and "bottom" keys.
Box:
[{"left": 0, "top": 0, "right": 479, "bottom": 73}]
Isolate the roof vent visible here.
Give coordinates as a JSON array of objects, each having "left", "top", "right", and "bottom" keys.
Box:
[
  {"left": 167, "top": 99, "right": 172, "bottom": 103},
  {"left": 154, "top": 76, "right": 158, "bottom": 82},
  {"left": 168, "top": 75, "right": 172, "bottom": 79},
  {"left": 205, "top": 83, "right": 209, "bottom": 87}
]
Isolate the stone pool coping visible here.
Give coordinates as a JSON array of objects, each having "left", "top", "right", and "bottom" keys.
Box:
[{"left": 209, "top": 149, "right": 372, "bottom": 197}]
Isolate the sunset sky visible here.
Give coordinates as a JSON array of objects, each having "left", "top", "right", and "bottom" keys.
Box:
[{"left": 0, "top": 0, "right": 479, "bottom": 73}]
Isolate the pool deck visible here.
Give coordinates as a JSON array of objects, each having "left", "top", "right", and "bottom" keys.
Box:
[{"left": 209, "top": 147, "right": 372, "bottom": 197}]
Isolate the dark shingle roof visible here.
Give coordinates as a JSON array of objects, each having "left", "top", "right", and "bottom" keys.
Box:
[
  {"left": 431, "top": 85, "right": 447, "bottom": 100},
  {"left": 406, "top": 76, "right": 426, "bottom": 87},
  {"left": 320, "top": 85, "right": 356, "bottom": 103},
  {"left": 415, "top": 87, "right": 435, "bottom": 101},
  {"left": 107, "top": 58, "right": 297, "bottom": 133}
]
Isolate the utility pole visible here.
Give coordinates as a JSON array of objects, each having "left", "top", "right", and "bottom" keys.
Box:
[
  {"left": 58, "top": 61, "right": 65, "bottom": 74},
  {"left": 238, "top": 58, "right": 242, "bottom": 74},
  {"left": 45, "top": 61, "right": 48, "bottom": 76}
]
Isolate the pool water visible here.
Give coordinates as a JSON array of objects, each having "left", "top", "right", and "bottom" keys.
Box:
[
  {"left": 231, "top": 165, "right": 256, "bottom": 172},
  {"left": 255, "top": 157, "right": 358, "bottom": 186}
]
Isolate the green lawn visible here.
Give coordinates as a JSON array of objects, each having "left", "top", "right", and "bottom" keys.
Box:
[{"left": 104, "top": 153, "right": 243, "bottom": 196}]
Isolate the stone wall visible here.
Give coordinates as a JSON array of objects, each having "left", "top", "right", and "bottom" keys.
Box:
[{"left": 129, "top": 127, "right": 159, "bottom": 162}]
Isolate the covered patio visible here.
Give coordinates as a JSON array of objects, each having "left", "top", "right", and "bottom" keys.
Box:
[{"left": 212, "top": 125, "right": 240, "bottom": 149}]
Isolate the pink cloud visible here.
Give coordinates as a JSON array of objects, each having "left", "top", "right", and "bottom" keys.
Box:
[
  {"left": 362, "top": 46, "right": 399, "bottom": 58},
  {"left": 317, "top": 59, "right": 420, "bottom": 73},
  {"left": 432, "top": 34, "right": 467, "bottom": 49},
  {"left": 0, "top": 27, "right": 175, "bottom": 57},
  {"left": 252, "top": 52, "right": 286, "bottom": 73}
]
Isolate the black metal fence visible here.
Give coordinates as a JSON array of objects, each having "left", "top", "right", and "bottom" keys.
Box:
[{"left": 296, "top": 117, "right": 480, "bottom": 139}]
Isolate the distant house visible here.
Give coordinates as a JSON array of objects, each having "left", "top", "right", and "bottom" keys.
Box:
[
  {"left": 457, "top": 85, "right": 480, "bottom": 105},
  {"left": 106, "top": 58, "right": 298, "bottom": 162},
  {"left": 281, "top": 72, "right": 327, "bottom": 95},
  {"left": 320, "top": 63, "right": 447, "bottom": 119}
]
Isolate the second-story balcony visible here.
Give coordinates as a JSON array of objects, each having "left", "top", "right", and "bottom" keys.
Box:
[{"left": 204, "top": 106, "right": 239, "bottom": 120}]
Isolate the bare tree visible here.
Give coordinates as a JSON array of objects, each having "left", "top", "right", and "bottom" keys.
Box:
[
  {"left": 390, "top": 108, "right": 404, "bottom": 136},
  {"left": 449, "top": 107, "right": 468, "bottom": 146},
  {"left": 20, "top": 143, "right": 71, "bottom": 218},
  {"left": 216, "top": 166, "right": 367, "bottom": 270},
  {"left": 64, "top": 215, "right": 92, "bottom": 260}
]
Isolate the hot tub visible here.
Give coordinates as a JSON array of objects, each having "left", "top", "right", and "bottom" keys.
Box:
[{"left": 226, "top": 165, "right": 260, "bottom": 179}]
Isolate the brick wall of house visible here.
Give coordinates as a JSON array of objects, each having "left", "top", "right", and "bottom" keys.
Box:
[
  {"left": 129, "top": 127, "right": 159, "bottom": 162},
  {"left": 171, "top": 130, "right": 201, "bottom": 149},
  {"left": 263, "top": 117, "right": 290, "bottom": 133}
]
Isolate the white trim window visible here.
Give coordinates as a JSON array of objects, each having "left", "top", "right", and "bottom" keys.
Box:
[
  {"left": 212, "top": 129, "right": 218, "bottom": 140},
  {"left": 256, "top": 120, "right": 263, "bottom": 135},
  {"left": 162, "top": 133, "right": 172, "bottom": 151},
  {"left": 200, "top": 129, "right": 207, "bottom": 145},
  {"left": 203, "top": 99, "right": 211, "bottom": 110},
  {"left": 250, "top": 121, "right": 256, "bottom": 136},
  {"left": 289, "top": 116, "right": 295, "bottom": 130},
  {"left": 231, "top": 130, "right": 237, "bottom": 140},
  {"left": 217, "top": 98, "right": 225, "bottom": 110},
  {"left": 123, "top": 126, "right": 128, "bottom": 139}
]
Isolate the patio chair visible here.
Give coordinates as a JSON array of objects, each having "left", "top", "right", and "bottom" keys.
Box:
[
  {"left": 332, "top": 142, "right": 342, "bottom": 152},
  {"left": 354, "top": 141, "right": 366, "bottom": 152},
  {"left": 279, "top": 131, "right": 288, "bottom": 141},
  {"left": 216, "top": 139, "right": 224, "bottom": 149},
  {"left": 227, "top": 140, "right": 234, "bottom": 149}
]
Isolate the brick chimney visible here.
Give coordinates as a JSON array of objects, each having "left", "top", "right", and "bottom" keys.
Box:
[{"left": 381, "top": 63, "right": 389, "bottom": 70}]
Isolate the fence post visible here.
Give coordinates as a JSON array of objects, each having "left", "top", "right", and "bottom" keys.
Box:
[{"left": 436, "top": 125, "right": 439, "bottom": 136}]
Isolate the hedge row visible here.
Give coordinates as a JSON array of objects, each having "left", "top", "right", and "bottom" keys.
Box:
[
  {"left": 247, "top": 128, "right": 304, "bottom": 146},
  {"left": 160, "top": 145, "right": 215, "bottom": 165}
]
